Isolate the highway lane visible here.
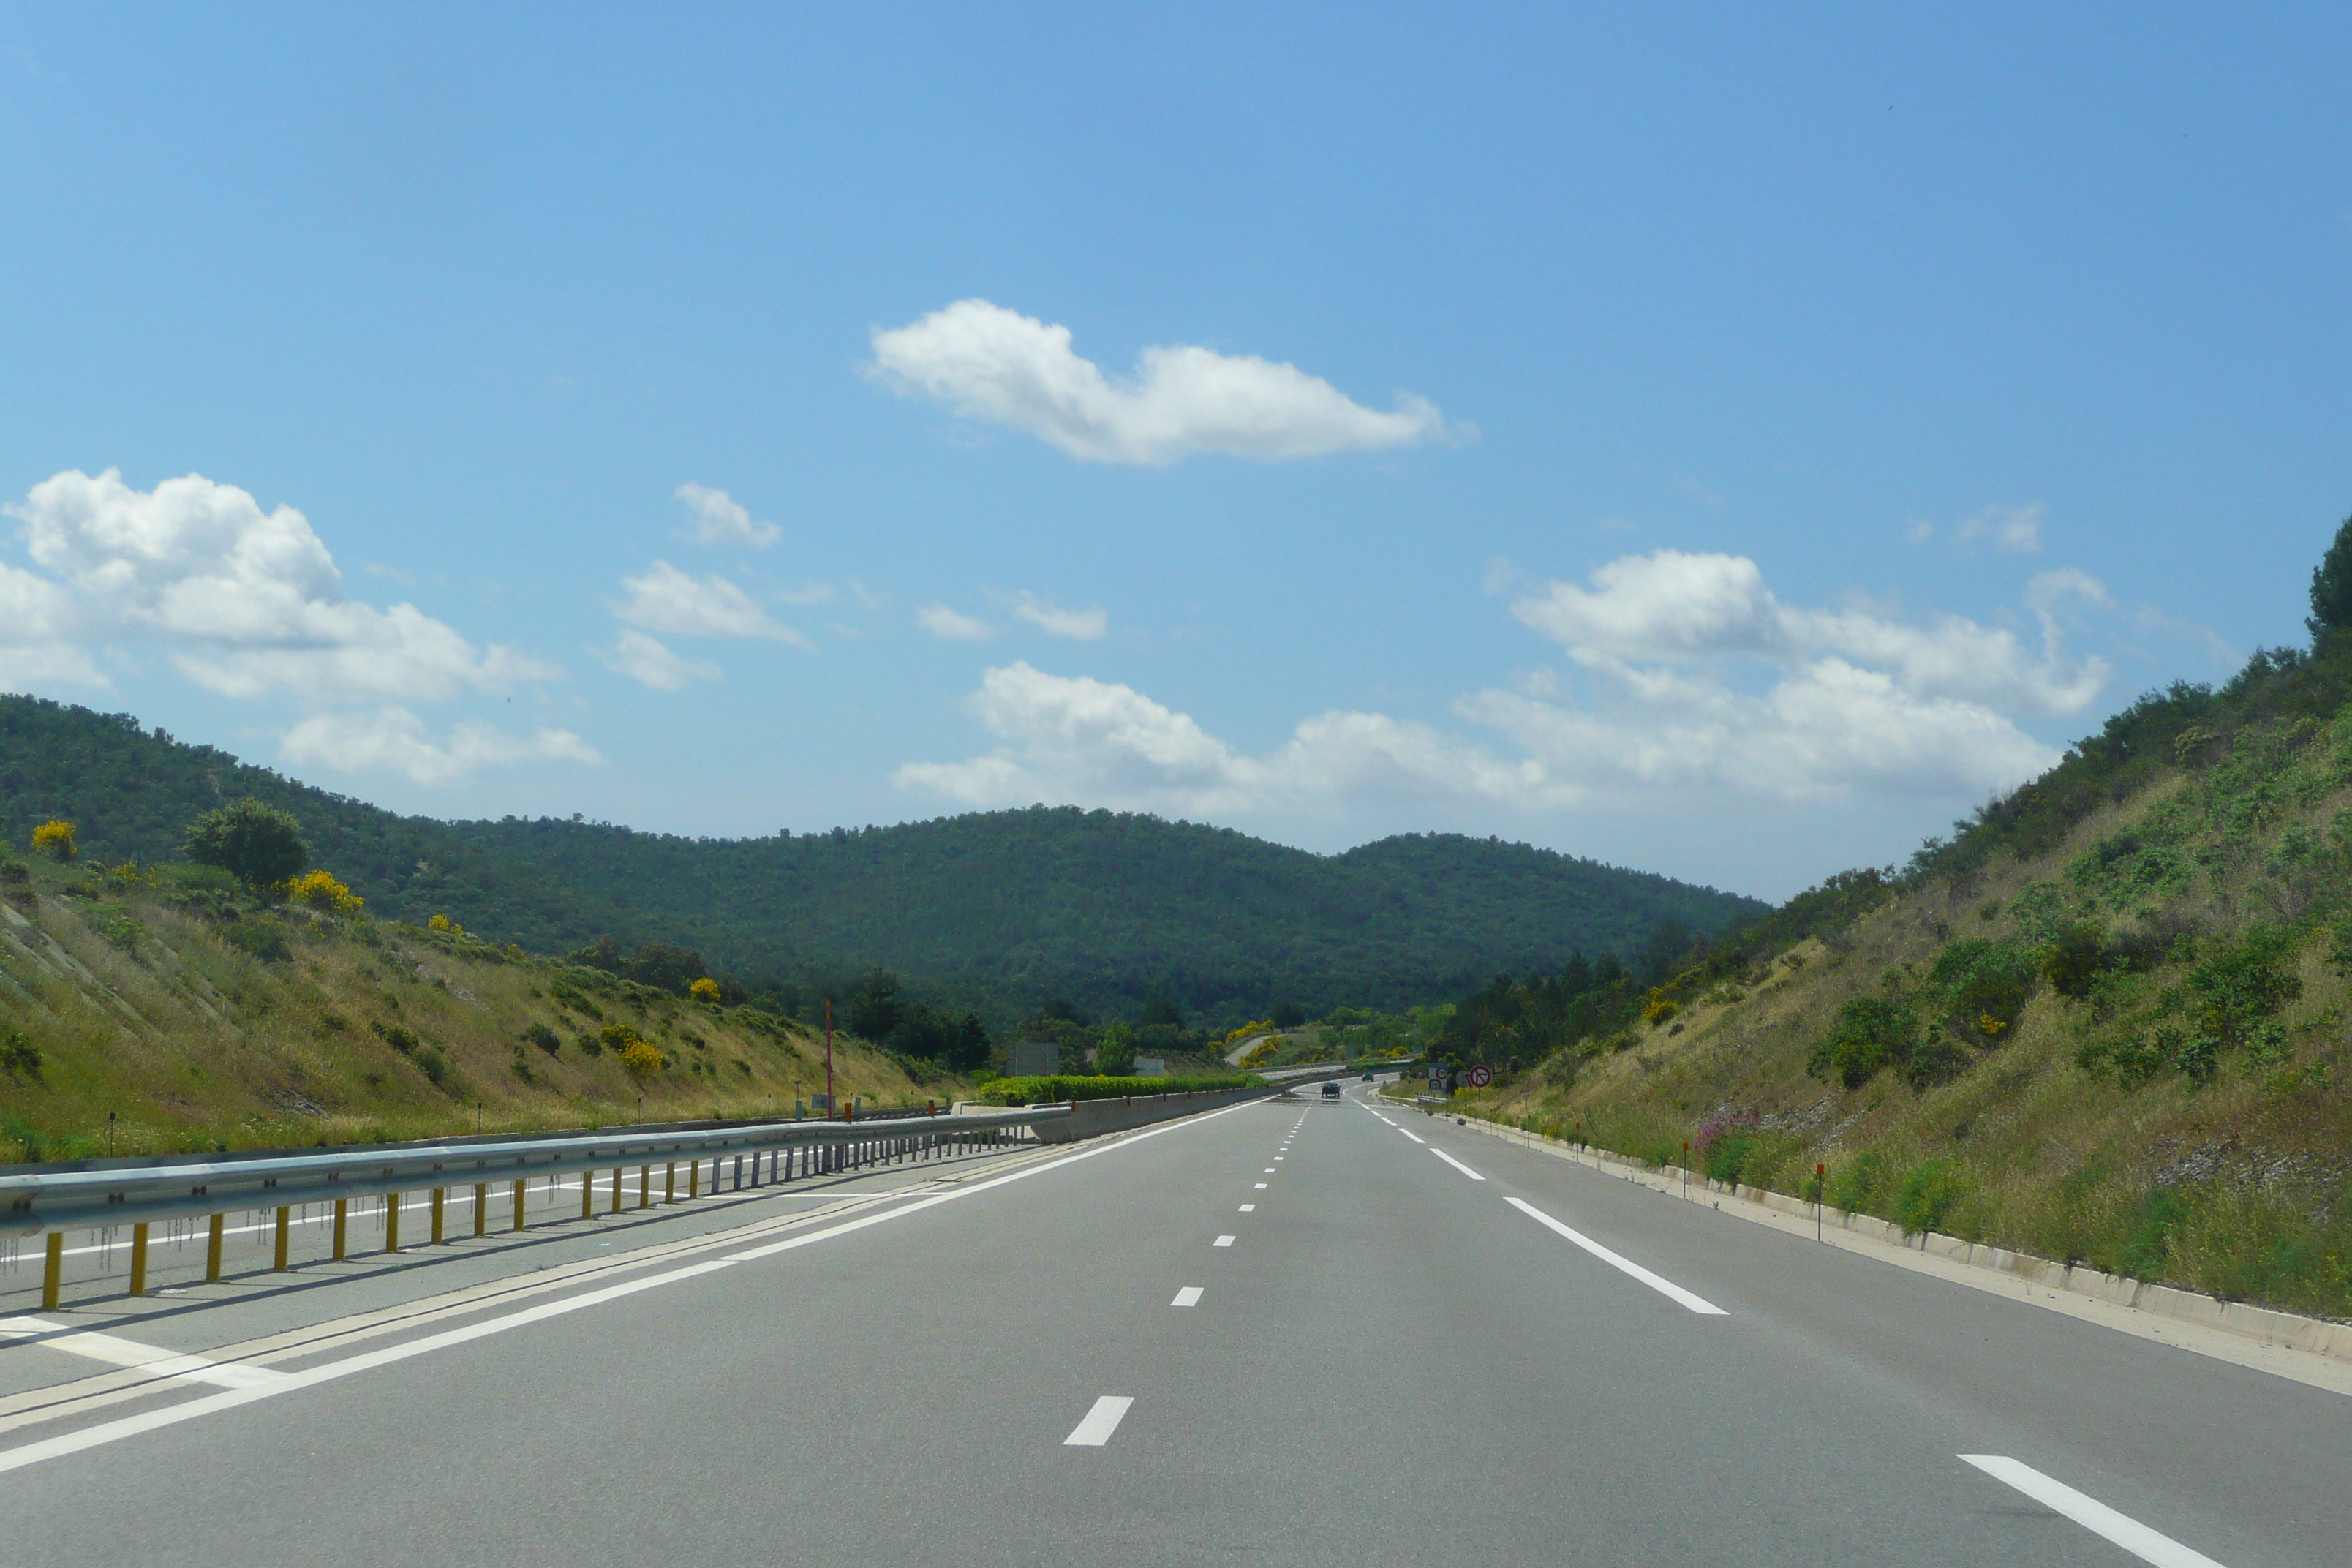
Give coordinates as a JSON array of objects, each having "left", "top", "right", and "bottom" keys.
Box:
[{"left": 1, "top": 1086, "right": 2344, "bottom": 1566}]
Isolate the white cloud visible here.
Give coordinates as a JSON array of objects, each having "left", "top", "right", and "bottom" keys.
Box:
[
  {"left": 5, "top": 469, "right": 559, "bottom": 703},
  {"left": 614, "top": 561, "right": 812, "bottom": 647},
  {"left": 600, "top": 629, "right": 722, "bottom": 690},
  {"left": 1957, "top": 502, "right": 2045, "bottom": 554},
  {"left": 892, "top": 662, "right": 1553, "bottom": 817},
  {"left": 675, "top": 482, "right": 780, "bottom": 549},
  {"left": 281, "top": 708, "right": 604, "bottom": 787},
  {"left": 1012, "top": 592, "right": 1108, "bottom": 641},
  {"left": 1510, "top": 549, "right": 2107, "bottom": 717},
  {"left": 867, "top": 298, "right": 1452, "bottom": 464},
  {"left": 916, "top": 604, "right": 996, "bottom": 642}
]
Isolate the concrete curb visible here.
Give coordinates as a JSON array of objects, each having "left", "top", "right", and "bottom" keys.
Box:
[{"left": 1428, "top": 1106, "right": 2352, "bottom": 1367}]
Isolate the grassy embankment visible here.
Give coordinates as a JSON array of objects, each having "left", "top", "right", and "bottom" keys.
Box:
[
  {"left": 0, "top": 856, "right": 963, "bottom": 1164},
  {"left": 1455, "top": 698, "right": 2352, "bottom": 1319}
]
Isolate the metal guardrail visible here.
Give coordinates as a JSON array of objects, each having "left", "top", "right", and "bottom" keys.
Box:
[{"left": 1, "top": 1104, "right": 1068, "bottom": 1310}]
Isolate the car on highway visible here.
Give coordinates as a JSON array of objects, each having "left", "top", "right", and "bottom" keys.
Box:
[{"left": 1321, "top": 1080, "right": 1341, "bottom": 1099}]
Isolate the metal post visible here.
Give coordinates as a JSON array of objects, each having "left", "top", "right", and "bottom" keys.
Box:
[
  {"left": 690, "top": 1159, "right": 701, "bottom": 1199},
  {"left": 41, "top": 1232, "right": 62, "bottom": 1310},
  {"left": 129, "top": 1222, "right": 149, "bottom": 1296},
  {"left": 385, "top": 1194, "right": 401, "bottom": 1254},
  {"left": 274, "top": 1206, "right": 290, "bottom": 1270},
  {"left": 611, "top": 1167, "right": 622, "bottom": 1215},
  {"left": 665, "top": 1162, "right": 676, "bottom": 1203},
  {"left": 333, "top": 1198, "right": 348, "bottom": 1259},
  {"left": 206, "top": 1213, "right": 225, "bottom": 1282},
  {"left": 581, "top": 1172, "right": 594, "bottom": 1220},
  {"left": 431, "top": 1188, "right": 445, "bottom": 1245},
  {"left": 638, "top": 1166, "right": 649, "bottom": 1209},
  {"left": 513, "top": 1177, "right": 527, "bottom": 1232},
  {"left": 474, "top": 1183, "right": 487, "bottom": 1237}
]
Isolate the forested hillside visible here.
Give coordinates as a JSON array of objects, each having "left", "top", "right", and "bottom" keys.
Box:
[{"left": 0, "top": 696, "right": 1764, "bottom": 1028}]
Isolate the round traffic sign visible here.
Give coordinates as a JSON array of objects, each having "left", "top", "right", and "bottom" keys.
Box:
[{"left": 1466, "top": 1064, "right": 1493, "bottom": 1088}]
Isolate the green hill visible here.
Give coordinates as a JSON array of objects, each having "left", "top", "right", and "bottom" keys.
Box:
[{"left": 0, "top": 696, "right": 1765, "bottom": 1028}]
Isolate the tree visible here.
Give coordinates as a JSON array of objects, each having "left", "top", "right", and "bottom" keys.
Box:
[
  {"left": 184, "top": 799, "right": 308, "bottom": 887},
  {"left": 848, "top": 966, "right": 902, "bottom": 1041},
  {"left": 1096, "top": 1021, "right": 1137, "bottom": 1076},
  {"left": 2310, "top": 511, "right": 2352, "bottom": 638},
  {"left": 622, "top": 940, "right": 705, "bottom": 995}
]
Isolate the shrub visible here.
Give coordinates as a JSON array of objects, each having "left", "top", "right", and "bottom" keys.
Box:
[
  {"left": 371, "top": 1019, "right": 422, "bottom": 1054},
  {"left": 1895, "top": 1160, "right": 1965, "bottom": 1236},
  {"left": 576, "top": 1030, "right": 603, "bottom": 1057},
  {"left": 620, "top": 1039, "right": 665, "bottom": 1079},
  {"left": 285, "top": 869, "right": 363, "bottom": 916},
  {"left": 31, "top": 820, "right": 75, "bottom": 861},
  {"left": 689, "top": 976, "right": 722, "bottom": 1003},
  {"left": 2040, "top": 923, "right": 2106, "bottom": 998},
  {"left": 0, "top": 1028, "right": 43, "bottom": 1085},
  {"left": 413, "top": 1045, "right": 452, "bottom": 1088},
  {"left": 222, "top": 921, "right": 291, "bottom": 963},
  {"left": 1831, "top": 1150, "right": 1892, "bottom": 1214},
  {"left": 1642, "top": 989, "right": 1678, "bottom": 1026},
  {"left": 184, "top": 799, "right": 307, "bottom": 887},
  {"left": 524, "top": 1022, "right": 562, "bottom": 1056},
  {"left": 1808, "top": 997, "right": 1918, "bottom": 1090}
]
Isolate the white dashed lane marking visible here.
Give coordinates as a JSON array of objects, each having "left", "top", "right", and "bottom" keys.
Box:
[
  {"left": 1213, "top": 1235, "right": 1235, "bottom": 1248},
  {"left": 1063, "top": 1396, "right": 1134, "bottom": 1447},
  {"left": 1504, "top": 1196, "right": 1727, "bottom": 1316},
  {"left": 1170, "top": 1286, "right": 1204, "bottom": 1308},
  {"left": 1958, "top": 1455, "right": 2227, "bottom": 1568}
]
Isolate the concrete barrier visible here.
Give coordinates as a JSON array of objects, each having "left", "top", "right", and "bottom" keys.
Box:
[{"left": 1026, "top": 1085, "right": 1281, "bottom": 1143}]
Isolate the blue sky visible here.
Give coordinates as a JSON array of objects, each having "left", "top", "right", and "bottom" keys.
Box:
[{"left": 2, "top": 6, "right": 2346, "bottom": 900}]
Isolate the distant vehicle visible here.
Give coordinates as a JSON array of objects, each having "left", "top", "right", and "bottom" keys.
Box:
[
  {"left": 1321, "top": 1080, "right": 1341, "bottom": 1098},
  {"left": 1361, "top": 1071, "right": 1373, "bottom": 1082}
]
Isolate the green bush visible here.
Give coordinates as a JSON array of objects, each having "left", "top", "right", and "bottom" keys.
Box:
[
  {"left": 1808, "top": 998, "right": 1918, "bottom": 1089},
  {"left": 221, "top": 920, "right": 290, "bottom": 962},
  {"left": 1895, "top": 1160, "right": 1965, "bottom": 1237},
  {"left": 524, "top": 1022, "right": 562, "bottom": 1056},
  {"left": 184, "top": 797, "right": 309, "bottom": 888},
  {"left": 1831, "top": 1150, "right": 1891, "bottom": 1214}
]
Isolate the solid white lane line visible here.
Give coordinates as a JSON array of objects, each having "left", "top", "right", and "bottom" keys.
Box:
[
  {"left": 0, "top": 1096, "right": 1270, "bottom": 1475},
  {"left": 1213, "top": 1235, "right": 1235, "bottom": 1248},
  {"left": 1958, "top": 1456, "right": 2226, "bottom": 1568},
  {"left": 0, "top": 1319, "right": 290, "bottom": 1390},
  {"left": 1431, "top": 1149, "right": 1485, "bottom": 1181},
  {"left": 1170, "top": 1286, "right": 1204, "bottom": 1308},
  {"left": 1263, "top": 1167, "right": 1276, "bottom": 1173},
  {"left": 1398, "top": 1128, "right": 1427, "bottom": 1145},
  {"left": 1504, "top": 1196, "right": 1728, "bottom": 1316},
  {"left": 1237, "top": 1204, "right": 1254, "bottom": 1212},
  {"left": 1063, "top": 1395, "right": 1134, "bottom": 1447}
]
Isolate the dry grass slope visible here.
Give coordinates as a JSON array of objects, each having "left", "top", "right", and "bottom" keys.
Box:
[
  {"left": 1463, "top": 713, "right": 2352, "bottom": 1319},
  {"left": 0, "top": 858, "right": 965, "bottom": 1162}
]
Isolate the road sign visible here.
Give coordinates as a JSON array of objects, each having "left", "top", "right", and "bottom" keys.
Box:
[{"left": 1465, "top": 1065, "right": 1493, "bottom": 1088}]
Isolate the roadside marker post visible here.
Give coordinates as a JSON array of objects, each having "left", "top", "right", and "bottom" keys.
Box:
[
  {"left": 41, "top": 1232, "right": 62, "bottom": 1310},
  {"left": 431, "top": 1188, "right": 445, "bottom": 1245},
  {"left": 332, "top": 1199, "right": 347, "bottom": 1259},
  {"left": 129, "top": 1222, "right": 149, "bottom": 1296},
  {"left": 512, "top": 1178, "right": 527, "bottom": 1232},
  {"left": 385, "top": 1194, "right": 400, "bottom": 1254},
  {"left": 473, "top": 1183, "right": 487, "bottom": 1238},
  {"left": 206, "top": 1213, "right": 224, "bottom": 1282},
  {"left": 274, "top": 1206, "right": 290, "bottom": 1271}
]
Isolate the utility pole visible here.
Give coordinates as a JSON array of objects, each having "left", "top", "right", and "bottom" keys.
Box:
[{"left": 824, "top": 997, "right": 835, "bottom": 1119}]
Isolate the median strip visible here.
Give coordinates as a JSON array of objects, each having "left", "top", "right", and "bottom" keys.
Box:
[
  {"left": 1504, "top": 1196, "right": 1727, "bottom": 1316},
  {"left": 1958, "top": 1455, "right": 2226, "bottom": 1567}
]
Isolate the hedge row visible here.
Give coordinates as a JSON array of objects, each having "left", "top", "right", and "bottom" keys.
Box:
[{"left": 979, "top": 1072, "right": 1264, "bottom": 1107}]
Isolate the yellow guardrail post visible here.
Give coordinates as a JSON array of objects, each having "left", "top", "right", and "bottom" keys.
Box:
[
  {"left": 638, "top": 1165, "right": 649, "bottom": 1208},
  {"left": 129, "top": 1222, "right": 150, "bottom": 1297},
  {"left": 41, "top": 1232, "right": 62, "bottom": 1311},
  {"left": 610, "top": 1167, "right": 622, "bottom": 1214},
  {"left": 385, "top": 1194, "right": 402, "bottom": 1254},
  {"left": 431, "top": 1188, "right": 445, "bottom": 1245},
  {"left": 581, "top": 1170, "right": 594, "bottom": 1221},
  {"left": 512, "top": 1177, "right": 527, "bottom": 1232},
  {"left": 664, "top": 1162, "right": 676, "bottom": 1203},
  {"left": 689, "top": 1159, "right": 700, "bottom": 1199},
  {"left": 274, "top": 1206, "right": 290, "bottom": 1270},
  {"left": 333, "top": 1198, "right": 347, "bottom": 1259},
  {"left": 473, "top": 1183, "right": 487, "bottom": 1237},
  {"left": 206, "top": 1213, "right": 225, "bottom": 1282}
]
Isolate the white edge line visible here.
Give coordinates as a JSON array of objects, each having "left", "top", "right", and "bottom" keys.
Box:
[
  {"left": 1432, "top": 1148, "right": 1486, "bottom": 1181},
  {"left": 0, "top": 1097, "right": 1267, "bottom": 1474},
  {"left": 1957, "top": 1455, "right": 2227, "bottom": 1568},
  {"left": 1063, "top": 1395, "right": 1134, "bottom": 1447},
  {"left": 1504, "top": 1196, "right": 1728, "bottom": 1316},
  {"left": 1399, "top": 1128, "right": 1426, "bottom": 1145}
]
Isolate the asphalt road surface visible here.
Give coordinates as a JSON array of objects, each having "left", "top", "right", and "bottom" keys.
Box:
[{"left": 1, "top": 1086, "right": 2345, "bottom": 1567}]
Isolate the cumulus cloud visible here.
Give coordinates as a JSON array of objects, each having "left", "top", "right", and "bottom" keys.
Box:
[
  {"left": 614, "top": 561, "right": 812, "bottom": 647},
  {"left": 676, "top": 482, "right": 780, "bottom": 549},
  {"left": 1012, "top": 592, "right": 1108, "bottom": 641},
  {"left": 1957, "top": 502, "right": 2045, "bottom": 554},
  {"left": 600, "top": 630, "right": 722, "bottom": 690},
  {"left": 916, "top": 604, "right": 995, "bottom": 642},
  {"left": 281, "top": 708, "right": 604, "bottom": 787},
  {"left": 892, "top": 662, "right": 1555, "bottom": 817},
  {"left": 1509, "top": 549, "right": 2107, "bottom": 717},
  {"left": 867, "top": 298, "right": 1451, "bottom": 464},
  {"left": 5, "top": 469, "right": 560, "bottom": 703}
]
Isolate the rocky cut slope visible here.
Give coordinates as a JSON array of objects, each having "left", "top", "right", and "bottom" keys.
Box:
[{"left": 1462, "top": 640, "right": 2352, "bottom": 1321}]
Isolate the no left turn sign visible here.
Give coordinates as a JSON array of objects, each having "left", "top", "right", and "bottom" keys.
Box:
[{"left": 1466, "top": 1065, "right": 1493, "bottom": 1088}]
